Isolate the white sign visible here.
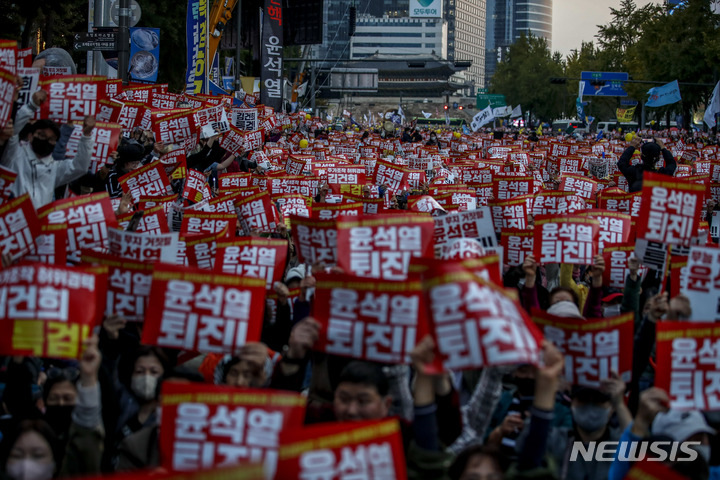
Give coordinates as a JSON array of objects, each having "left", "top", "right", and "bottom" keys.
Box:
[
  {"left": 681, "top": 245, "right": 720, "bottom": 322},
  {"left": 471, "top": 106, "right": 494, "bottom": 132},
  {"left": 409, "top": 0, "right": 443, "bottom": 18}
]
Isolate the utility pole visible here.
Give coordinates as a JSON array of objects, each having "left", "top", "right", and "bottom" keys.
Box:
[{"left": 117, "top": 0, "right": 130, "bottom": 84}]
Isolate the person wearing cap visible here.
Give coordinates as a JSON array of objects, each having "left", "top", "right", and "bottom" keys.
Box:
[
  {"left": 617, "top": 136, "right": 676, "bottom": 193},
  {"left": 105, "top": 141, "right": 145, "bottom": 198},
  {"left": 608, "top": 387, "right": 715, "bottom": 480},
  {"left": 602, "top": 292, "right": 624, "bottom": 318}
]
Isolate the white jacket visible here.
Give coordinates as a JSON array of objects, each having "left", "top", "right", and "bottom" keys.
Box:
[{"left": 1, "top": 101, "right": 93, "bottom": 209}]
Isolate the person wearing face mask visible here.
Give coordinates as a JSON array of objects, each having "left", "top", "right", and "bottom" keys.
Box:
[
  {"left": 0, "top": 421, "right": 60, "bottom": 480},
  {"left": 0, "top": 90, "right": 96, "bottom": 208},
  {"left": 602, "top": 292, "right": 624, "bottom": 318},
  {"left": 111, "top": 347, "right": 169, "bottom": 457},
  {"left": 608, "top": 388, "right": 716, "bottom": 480},
  {"left": 527, "top": 378, "right": 631, "bottom": 480}
]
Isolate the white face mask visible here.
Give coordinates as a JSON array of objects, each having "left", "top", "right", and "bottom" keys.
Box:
[
  {"left": 131, "top": 374, "right": 158, "bottom": 401},
  {"left": 603, "top": 304, "right": 622, "bottom": 318},
  {"left": 6, "top": 459, "right": 55, "bottom": 480}
]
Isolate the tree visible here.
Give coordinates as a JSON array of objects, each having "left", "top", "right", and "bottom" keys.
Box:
[
  {"left": 490, "top": 33, "right": 564, "bottom": 122},
  {"left": 627, "top": 0, "right": 720, "bottom": 127}
]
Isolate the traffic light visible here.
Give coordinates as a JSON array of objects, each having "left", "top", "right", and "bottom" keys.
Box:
[
  {"left": 458, "top": 105, "right": 464, "bottom": 110},
  {"left": 443, "top": 105, "right": 449, "bottom": 110}
]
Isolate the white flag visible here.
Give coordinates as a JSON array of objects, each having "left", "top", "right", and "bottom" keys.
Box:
[
  {"left": 343, "top": 109, "right": 351, "bottom": 117},
  {"left": 296, "top": 82, "right": 308, "bottom": 97},
  {"left": 511, "top": 105, "right": 522, "bottom": 118},
  {"left": 492, "top": 106, "right": 512, "bottom": 117},
  {"left": 704, "top": 80, "right": 720, "bottom": 128},
  {"left": 422, "top": 111, "right": 432, "bottom": 119},
  {"left": 471, "top": 106, "right": 495, "bottom": 132}
]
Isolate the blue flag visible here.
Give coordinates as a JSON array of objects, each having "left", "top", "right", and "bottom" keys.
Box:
[
  {"left": 646, "top": 80, "right": 681, "bottom": 107},
  {"left": 462, "top": 125, "right": 471, "bottom": 135},
  {"left": 576, "top": 98, "right": 584, "bottom": 119}
]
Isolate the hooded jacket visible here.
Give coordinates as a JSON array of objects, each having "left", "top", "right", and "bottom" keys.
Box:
[
  {"left": 1, "top": 101, "right": 93, "bottom": 208},
  {"left": 616, "top": 145, "right": 676, "bottom": 193}
]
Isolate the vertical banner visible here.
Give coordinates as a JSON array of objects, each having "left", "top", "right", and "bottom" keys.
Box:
[
  {"left": 185, "top": 0, "right": 208, "bottom": 94},
  {"left": 655, "top": 322, "right": 720, "bottom": 410},
  {"left": 260, "top": 0, "right": 283, "bottom": 111},
  {"left": 129, "top": 28, "right": 160, "bottom": 84}
]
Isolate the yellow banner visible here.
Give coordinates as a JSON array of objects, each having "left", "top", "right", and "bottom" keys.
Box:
[{"left": 616, "top": 106, "right": 636, "bottom": 123}]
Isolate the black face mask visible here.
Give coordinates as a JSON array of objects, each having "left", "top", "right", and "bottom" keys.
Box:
[
  {"left": 31, "top": 137, "right": 55, "bottom": 158},
  {"left": 44, "top": 404, "right": 74, "bottom": 436},
  {"left": 511, "top": 377, "right": 536, "bottom": 397}
]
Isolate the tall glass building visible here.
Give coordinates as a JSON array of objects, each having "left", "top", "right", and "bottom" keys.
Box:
[{"left": 485, "top": 0, "right": 552, "bottom": 82}]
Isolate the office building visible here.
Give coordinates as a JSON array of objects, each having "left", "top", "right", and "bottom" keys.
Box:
[
  {"left": 485, "top": 0, "right": 552, "bottom": 81},
  {"left": 350, "top": 15, "right": 447, "bottom": 59}
]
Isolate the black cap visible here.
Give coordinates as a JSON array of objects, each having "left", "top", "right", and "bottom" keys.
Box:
[
  {"left": 641, "top": 142, "right": 662, "bottom": 159},
  {"left": 116, "top": 140, "right": 144, "bottom": 165}
]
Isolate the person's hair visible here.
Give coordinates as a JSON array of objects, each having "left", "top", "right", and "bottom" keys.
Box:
[
  {"left": 31, "top": 119, "right": 61, "bottom": 141},
  {"left": 118, "top": 345, "right": 171, "bottom": 390},
  {"left": 337, "top": 361, "right": 389, "bottom": 397},
  {"left": 448, "top": 445, "right": 508, "bottom": 480},
  {"left": 42, "top": 367, "right": 80, "bottom": 403},
  {"left": 549, "top": 286, "right": 580, "bottom": 307},
  {"left": 0, "top": 419, "right": 63, "bottom": 470}
]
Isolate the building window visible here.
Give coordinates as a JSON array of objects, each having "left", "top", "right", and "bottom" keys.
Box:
[{"left": 425, "top": 43, "right": 436, "bottom": 48}]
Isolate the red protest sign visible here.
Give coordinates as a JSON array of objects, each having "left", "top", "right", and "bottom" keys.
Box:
[
  {"left": 532, "top": 190, "right": 586, "bottom": 216},
  {"left": 182, "top": 168, "right": 212, "bottom": 204},
  {"left": 501, "top": 228, "right": 535, "bottom": 267},
  {"left": 119, "top": 160, "right": 173, "bottom": 202},
  {"left": 159, "top": 381, "right": 306, "bottom": 476},
  {"left": 64, "top": 122, "right": 122, "bottom": 174},
  {"left": 181, "top": 211, "right": 237, "bottom": 238},
  {"left": 597, "top": 188, "right": 642, "bottom": 216},
  {"left": 312, "top": 273, "right": 429, "bottom": 364},
  {"left": 0, "top": 194, "right": 41, "bottom": 261},
  {"left": 219, "top": 172, "right": 252, "bottom": 191},
  {"left": 424, "top": 263, "right": 543, "bottom": 370},
  {"left": 38, "top": 75, "right": 108, "bottom": 123},
  {"left": 152, "top": 108, "right": 198, "bottom": 144},
  {"left": 117, "top": 205, "right": 170, "bottom": 235},
  {"left": 624, "top": 461, "right": 693, "bottom": 480},
  {"left": 492, "top": 174, "right": 536, "bottom": 200},
  {"left": 108, "top": 228, "right": 179, "bottom": 263},
  {"left": 276, "top": 194, "right": 311, "bottom": 219},
  {"left": 433, "top": 208, "right": 497, "bottom": 250},
  {"left": 0, "top": 165, "right": 17, "bottom": 205},
  {"left": 327, "top": 165, "right": 367, "bottom": 185},
  {"left": 142, "top": 263, "right": 266, "bottom": 354},
  {"left": 36, "top": 193, "right": 119, "bottom": 263},
  {"left": 276, "top": 419, "right": 407, "bottom": 480},
  {"left": 533, "top": 215, "right": 600, "bottom": 265},
  {"left": 655, "top": 322, "right": 720, "bottom": 410},
  {"left": 602, "top": 243, "right": 647, "bottom": 289},
  {"left": 24, "top": 222, "right": 68, "bottom": 265},
  {"left": 80, "top": 251, "right": 153, "bottom": 322},
  {"left": 373, "top": 159, "right": 408, "bottom": 193},
  {"left": 559, "top": 172, "right": 598, "bottom": 200},
  {"left": 577, "top": 210, "right": 632, "bottom": 251},
  {"left": 0, "top": 40, "right": 17, "bottom": 75},
  {"left": 336, "top": 214, "right": 435, "bottom": 281},
  {"left": 0, "top": 68, "right": 16, "bottom": 132},
  {"left": 0, "top": 264, "right": 107, "bottom": 359},
  {"left": 532, "top": 309, "right": 633, "bottom": 387},
  {"left": 489, "top": 195, "right": 532, "bottom": 233},
  {"left": 236, "top": 191, "right": 278, "bottom": 234},
  {"left": 681, "top": 245, "right": 720, "bottom": 322},
  {"left": 312, "top": 202, "right": 362, "bottom": 221},
  {"left": 182, "top": 228, "right": 229, "bottom": 270},
  {"left": 215, "top": 238, "right": 288, "bottom": 290},
  {"left": 289, "top": 215, "right": 337, "bottom": 266},
  {"left": 637, "top": 172, "right": 705, "bottom": 246}
]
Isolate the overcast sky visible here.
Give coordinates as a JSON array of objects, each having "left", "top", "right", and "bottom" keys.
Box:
[{"left": 552, "top": 0, "right": 656, "bottom": 57}]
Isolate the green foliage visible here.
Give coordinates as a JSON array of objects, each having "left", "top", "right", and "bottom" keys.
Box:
[{"left": 490, "top": 33, "right": 564, "bottom": 122}]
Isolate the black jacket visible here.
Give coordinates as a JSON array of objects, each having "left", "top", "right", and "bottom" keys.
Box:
[{"left": 617, "top": 146, "right": 677, "bottom": 193}]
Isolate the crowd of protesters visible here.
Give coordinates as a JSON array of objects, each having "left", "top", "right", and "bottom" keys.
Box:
[{"left": 0, "top": 54, "right": 720, "bottom": 480}]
